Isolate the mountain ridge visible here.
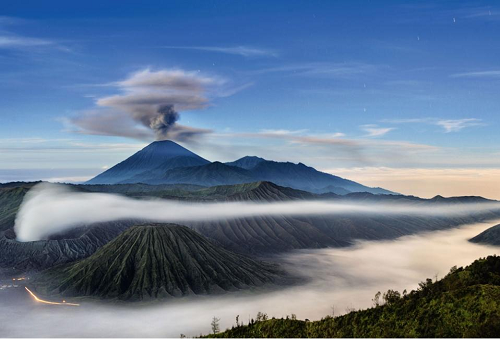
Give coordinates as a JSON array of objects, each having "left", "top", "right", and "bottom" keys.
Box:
[
  {"left": 86, "top": 140, "right": 209, "bottom": 185},
  {"left": 87, "top": 140, "right": 394, "bottom": 195}
]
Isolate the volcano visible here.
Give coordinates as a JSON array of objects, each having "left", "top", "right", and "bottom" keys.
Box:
[
  {"left": 35, "top": 224, "right": 287, "bottom": 300},
  {"left": 86, "top": 140, "right": 210, "bottom": 185},
  {"left": 86, "top": 140, "right": 394, "bottom": 195}
]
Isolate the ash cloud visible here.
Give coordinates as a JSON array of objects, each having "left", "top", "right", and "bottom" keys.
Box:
[{"left": 70, "top": 68, "right": 220, "bottom": 142}]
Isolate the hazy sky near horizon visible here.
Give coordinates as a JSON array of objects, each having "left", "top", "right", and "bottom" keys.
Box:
[{"left": 1, "top": 1, "right": 500, "bottom": 198}]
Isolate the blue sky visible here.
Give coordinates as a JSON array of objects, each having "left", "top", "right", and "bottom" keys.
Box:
[{"left": 1, "top": 0, "right": 500, "bottom": 198}]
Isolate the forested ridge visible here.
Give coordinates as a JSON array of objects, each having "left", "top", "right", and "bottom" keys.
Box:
[{"left": 205, "top": 255, "right": 500, "bottom": 338}]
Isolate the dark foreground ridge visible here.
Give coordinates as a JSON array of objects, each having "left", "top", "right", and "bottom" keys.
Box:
[
  {"left": 205, "top": 255, "right": 500, "bottom": 338},
  {"left": 33, "top": 224, "right": 289, "bottom": 301}
]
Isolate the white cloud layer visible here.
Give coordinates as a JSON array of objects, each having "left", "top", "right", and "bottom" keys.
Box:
[
  {"left": 3, "top": 220, "right": 499, "bottom": 337},
  {"left": 14, "top": 183, "right": 500, "bottom": 241}
]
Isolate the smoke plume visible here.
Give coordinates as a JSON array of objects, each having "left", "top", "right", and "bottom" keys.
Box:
[
  {"left": 70, "top": 68, "right": 220, "bottom": 142},
  {"left": 14, "top": 183, "right": 500, "bottom": 242},
  {"left": 149, "top": 105, "right": 179, "bottom": 138}
]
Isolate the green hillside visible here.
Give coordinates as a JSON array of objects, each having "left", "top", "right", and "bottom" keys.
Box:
[
  {"left": 206, "top": 256, "right": 500, "bottom": 338},
  {"left": 34, "top": 224, "right": 288, "bottom": 301},
  {"left": 0, "top": 183, "right": 35, "bottom": 232}
]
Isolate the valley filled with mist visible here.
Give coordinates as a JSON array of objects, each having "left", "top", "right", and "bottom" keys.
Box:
[
  {"left": 2, "top": 140, "right": 500, "bottom": 337},
  {"left": 1, "top": 220, "right": 498, "bottom": 337},
  {"left": 3, "top": 1, "right": 500, "bottom": 337}
]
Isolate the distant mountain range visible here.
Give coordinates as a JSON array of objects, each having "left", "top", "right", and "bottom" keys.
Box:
[
  {"left": 87, "top": 140, "right": 394, "bottom": 195},
  {"left": 2, "top": 180, "right": 499, "bottom": 273},
  {"left": 3, "top": 180, "right": 500, "bottom": 302}
]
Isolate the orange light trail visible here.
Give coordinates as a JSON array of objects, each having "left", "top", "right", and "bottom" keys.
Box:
[{"left": 25, "top": 287, "right": 80, "bottom": 306}]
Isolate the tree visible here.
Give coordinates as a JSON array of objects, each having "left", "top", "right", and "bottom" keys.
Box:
[
  {"left": 256, "top": 312, "right": 268, "bottom": 322},
  {"left": 235, "top": 315, "right": 240, "bottom": 327},
  {"left": 372, "top": 291, "right": 382, "bottom": 307},
  {"left": 179, "top": 334, "right": 186, "bottom": 338},
  {"left": 382, "top": 289, "right": 401, "bottom": 305},
  {"left": 331, "top": 304, "right": 335, "bottom": 317},
  {"left": 211, "top": 317, "right": 220, "bottom": 334},
  {"left": 345, "top": 306, "right": 356, "bottom": 314}
]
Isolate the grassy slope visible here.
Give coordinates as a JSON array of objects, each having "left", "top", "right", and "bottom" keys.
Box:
[
  {"left": 0, "top": 184, "right": 34, "bottom": 232},
  {"left": 207, "top": 256, "right": 500, "bottom": 338},
  {"left": 36, "top": 224, "right": 287, "bottom": 301}
]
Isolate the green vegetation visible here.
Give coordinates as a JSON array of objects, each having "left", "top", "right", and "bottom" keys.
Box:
[
  {"left": 0, "top": 183, "right": 34, "bottom": 232},
  {"left": 35, "top": 224, "right": 288, "bottom": 300},
  {"left": 205, "top": 256, "right": 500, "bottom": 338}
]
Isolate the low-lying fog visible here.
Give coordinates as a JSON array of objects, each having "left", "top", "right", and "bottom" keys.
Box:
[
  {"left": 1, "top": 220, "right": 499, "bottom": 337},
  {"left": 15, "top": 183, "right": 500, "bottom": 241}
]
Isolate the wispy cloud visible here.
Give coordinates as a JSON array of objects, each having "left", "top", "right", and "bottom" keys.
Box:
[
  {"left": 0, "top": 17, "right": 70, "bottom": 52},
  {"left": 161, "top": 45, "right": 278, "bottom": 57},
  {"left": 259, "top": 129, "right": 309, "bottom": 136},
  {"left": 451, "top": 70, "right": 500, "bottom": 78},
  {"left": 0, "top": 139, "right": 145, "bottom": 153},
  {"left": 0, "top": 16, "right": 27, "bottom": 26},
  {"left": 0, "top": 35, "right": 54, "bottom": 49},
  {"left": 436, "top": 119, "right": 484, "bottom": 133},
  {"left": 384, "top": 117, "right": 484, "bottom": 133},
  {"left": 360, "top": 125, "right": 395, "bottom": 137},
  {"left": 248, "top": 62, "right": 382, "bottom": 78},
  {"left": 209, "top": 128, "right": 439, "bottom": 167},
  {"left": 383, "top": 118, "right": 433, "bottom": 124},
  {"left": 461, "top": 7, "right": 500, "bottom": 20}
]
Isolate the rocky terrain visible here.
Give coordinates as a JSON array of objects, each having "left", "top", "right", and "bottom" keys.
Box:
[{"left": 34, "top": 224, "right": 288, "bottom": 301}]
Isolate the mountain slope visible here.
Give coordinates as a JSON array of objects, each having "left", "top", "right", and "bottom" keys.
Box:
[
  {"left": 35, "top": 224, "right": 287, "bottom": 300},
  {"left": 0, "top": 221, "right": 133, "bottom": 271},
  {"left": 225, "top": 156, "right": 266, "bottom": 170},
  {"left": 470, "top": 224, "right": 500, "bottom": 246},
  {"left": 139, "top": 159, "right": 393, "bottom": 195},
  {"left": 86, "top": 140, "right": 209, "bottom": 184},
  {"left": 207, "top": 256, "right": 500, "bottom": 338},
  {"left": 245, "top": 160, "right": 393, "bottom": 195},
  {"left": 85, "top": 140, "right": 393, "bottom": 194},
  {"left": 135, "top": 162, "right": 255, "bottom": 186},
  {"left": 2, "top": 181, "right": 499, "bottom": 272}
]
